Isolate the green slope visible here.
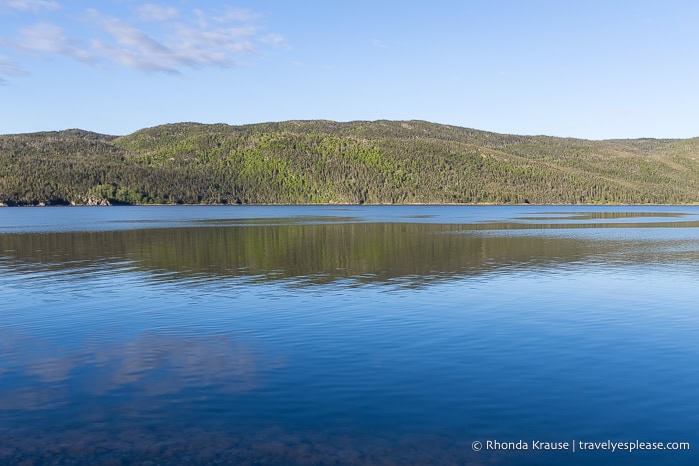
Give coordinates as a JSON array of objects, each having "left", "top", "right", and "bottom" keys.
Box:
[{"left": 1, "top": 120, "right": 698, "bottom": 205}]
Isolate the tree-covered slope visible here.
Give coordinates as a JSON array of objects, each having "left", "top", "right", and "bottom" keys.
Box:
[{"left": 1, "top": 120, "right": 698, "bottom": 205}]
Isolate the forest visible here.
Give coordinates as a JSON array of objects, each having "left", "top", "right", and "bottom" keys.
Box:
[{"left": 1, "top": 120, "right": 698, "bottom": 205}]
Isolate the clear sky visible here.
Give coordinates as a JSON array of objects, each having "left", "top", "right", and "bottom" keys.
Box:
[{"left": 1, "top": 0, "right": 697, "bottom": 139}]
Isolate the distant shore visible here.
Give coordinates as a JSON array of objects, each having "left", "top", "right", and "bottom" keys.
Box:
[
  {"left": 3, "top": 120, "right": 699, "bottom": 206},
  {"left": 3, "top": 202, "right": 699, "bottom": 208}
]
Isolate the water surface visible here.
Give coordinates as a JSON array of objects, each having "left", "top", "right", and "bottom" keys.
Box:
[{"left": 1, "top": 206, "right": 697, "bottom": 465}]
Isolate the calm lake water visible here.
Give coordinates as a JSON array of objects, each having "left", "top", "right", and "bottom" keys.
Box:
[{"left": 1, "top": 205, "right": 697, "bottom": 465}]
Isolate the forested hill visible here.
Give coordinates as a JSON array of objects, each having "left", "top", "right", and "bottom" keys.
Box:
[{"left": 1, "top": 120, "right": 698, "bottom": 206}]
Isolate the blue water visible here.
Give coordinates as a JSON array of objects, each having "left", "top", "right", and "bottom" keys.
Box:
[{"left": 1, "top": 206, "right": 697, "bottom": 465}]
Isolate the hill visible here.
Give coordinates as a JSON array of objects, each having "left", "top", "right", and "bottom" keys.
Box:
[{"left": 1, "top": 120, "right": 698, "bottom": 205}]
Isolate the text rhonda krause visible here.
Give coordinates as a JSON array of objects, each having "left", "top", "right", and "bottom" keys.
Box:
[{"left": 485, "top": 440, "right": 690, "bottom": 452}]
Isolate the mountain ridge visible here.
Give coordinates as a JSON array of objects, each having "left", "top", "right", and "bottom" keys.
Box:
[{"left": 1, "top": 120, "right": 698, "bottom": 206}]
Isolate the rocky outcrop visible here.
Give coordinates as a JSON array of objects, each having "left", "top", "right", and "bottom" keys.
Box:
[{"left": 83, "top": 197, "right": 111, "bottom": 206}]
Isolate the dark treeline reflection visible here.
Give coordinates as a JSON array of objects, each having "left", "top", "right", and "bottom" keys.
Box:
[{"left": 2, "top": 222, "right": 698, "bottom": 285}]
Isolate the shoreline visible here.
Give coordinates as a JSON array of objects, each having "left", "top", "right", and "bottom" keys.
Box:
[{"left": 3, "top": 202, "right": 699, "bottom": 208}]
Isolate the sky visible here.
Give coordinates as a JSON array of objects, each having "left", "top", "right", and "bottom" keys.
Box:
[{"left": 0, "top": 0, "right": 698, "bottom": 139}]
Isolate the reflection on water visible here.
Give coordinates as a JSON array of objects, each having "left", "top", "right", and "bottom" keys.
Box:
[
  {"left": 1, "top": 206, "right": 698, "bottom": 465},
  {"left": 1, "top": 223, "right": 592, "bottom": 285},
  {"left": 514, "top": 211, "right": 690, "bottom": 221},
  {"left": 0, "top": 331, "right": 280, "bottom": 411},
  {"left": 3, "top": 221, "right": 699, "bottom": 287}
]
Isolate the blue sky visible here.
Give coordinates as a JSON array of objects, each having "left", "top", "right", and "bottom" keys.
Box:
[{"left": 1, "top": 0, "right": 697, "bottom": 139}]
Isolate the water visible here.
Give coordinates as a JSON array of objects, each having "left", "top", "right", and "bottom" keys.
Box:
[{"left": 1, "top": 205, "right": 697, "bottom": 465}]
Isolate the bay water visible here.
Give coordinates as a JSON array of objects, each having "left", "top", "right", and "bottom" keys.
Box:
[{"left": 1, "top": 206, "right": 697, "bottom": 465}]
